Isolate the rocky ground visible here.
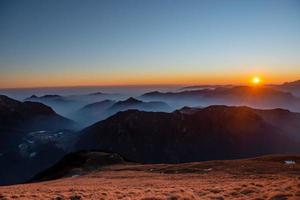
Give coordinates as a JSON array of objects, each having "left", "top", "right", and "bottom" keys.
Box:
[{"left": 0, "top": 154, "right": 300, "bottom": 200}]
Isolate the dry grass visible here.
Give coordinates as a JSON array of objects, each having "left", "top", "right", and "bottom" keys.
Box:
[{"left": 0, "top": 155, "right": 300, "bottom": 200}]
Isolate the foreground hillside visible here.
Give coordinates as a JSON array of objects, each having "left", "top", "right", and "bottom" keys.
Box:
[{"left": 0, "top": 154, "right": 299, "bottom": 199}]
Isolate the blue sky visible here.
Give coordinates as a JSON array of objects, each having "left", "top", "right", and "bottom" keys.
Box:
[{"left": 0, "top": 0, "right": 300, "bottom": 88}]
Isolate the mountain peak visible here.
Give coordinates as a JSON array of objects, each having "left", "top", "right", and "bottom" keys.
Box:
[
  {"left": 141, "top": 91, "right": 162, "bottom": 96},
  {"left": 41, "top": 94, "right": 62, "bottom": 98},
  {"left": 0, "top": 95, "right": 22, "bottom": 109},
  {"left": 88, "top": 92, "right": 103, "bottom": 96},
  {"left": 282, "top": 80, "right": 300, "bottom": 87},
  {"left": 122, "top": 97, "right": 142, "bottom": 104},
  {"left": 29, "top": 95, "right": 38, "bottom": 98}
]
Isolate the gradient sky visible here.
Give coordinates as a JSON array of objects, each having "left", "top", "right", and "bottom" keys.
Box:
[{"left": 0, "top": 0, "right": 300, "bottom": 88}]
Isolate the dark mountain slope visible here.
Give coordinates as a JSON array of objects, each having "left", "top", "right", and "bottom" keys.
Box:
[
  {"left": 0, "top": 95, "right": 77, "bottom": 151},
  {"left": 76, "top": 106, "right": 298, "bottom": 163},
  {"left": 25, "top": 94, "right": 79, "bottom": 116},
  {"left": 178, "top": 106, "right": 300, "bottom": 141},
  {"left": 30, "top": 151, "right": 125, "bottom": 182},
  {"left": 251, "top": 108, "right": 300, "bottom": 140},
  {"left": 0, "top": 95, "right": 76, "bottom": 131},
  {"left": 0, "top": 95, "right": 78, "bottom": 185}
]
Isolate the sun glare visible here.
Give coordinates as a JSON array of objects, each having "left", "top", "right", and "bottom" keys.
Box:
[{"left": 251, "top": 76, "right": 261, "bottom": 85}]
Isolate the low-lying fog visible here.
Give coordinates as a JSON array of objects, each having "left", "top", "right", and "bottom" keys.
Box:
[
  {"left": 2, "top": 84, "right": 300, "bottom": 128},
  {"left": 0, "top": 85, "right": 183, "bottom": 100}
]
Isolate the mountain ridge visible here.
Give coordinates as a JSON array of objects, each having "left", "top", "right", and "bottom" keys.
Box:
[{"left": 76, "top": 105, "right": 299, "bottom": 163}]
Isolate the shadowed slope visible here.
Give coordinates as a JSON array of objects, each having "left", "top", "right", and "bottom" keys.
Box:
[
  {"left": 76, "top": 106, "right": 298, "bottom": 163},
  {"left": 0, "top": 95, "right": 78, "bottom": 185}
]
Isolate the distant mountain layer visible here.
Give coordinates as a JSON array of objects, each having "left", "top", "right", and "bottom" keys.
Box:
[
  {"left": 179, "top": 80, "right": 300, "bottom": 97},
  {"left": 108, "top": 97, "right": 171, "bottom": 112},
  {"left": 25, "top": 92, "right": 123, "bottom": 116},
  {"left": 281, "top": 80, "right": 300, "bottom": 88},
  {"left": 76, "top": 105, "right": 300, "bottom": 163},
  {"left": 179, "top": 84, "right": 234, "bottom": 90},
  {"left": 274, "top": 80, "right": 300, "bottom": 97},
  {"left": 140, "top": 86, "right": 300, "bottom": 112},
  {"left": 71, "top": 97, "right": 172, "bottom": 126}
]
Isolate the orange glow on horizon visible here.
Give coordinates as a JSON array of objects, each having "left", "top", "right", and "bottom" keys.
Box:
[{"left": 0, "top": 71, "right": 298, "bottom": 89}]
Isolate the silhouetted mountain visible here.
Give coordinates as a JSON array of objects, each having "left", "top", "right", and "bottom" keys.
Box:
[
  {"left": 0, "top": 95, "right": 78, "bottom": 185},
  {"left": 140, "top": 86, "right": 300, "bottom": 112},
  {"left": 25, "top": 94, "right": 78, "bottom": 116},
  {"left": 179, "top": 84, "right": 234, "bottom": 91},
  {"left": 76, "top": 106, "right": 299, "bottom": 163},
  {"left": 25, "top": 94, "right": 68, "bottom": 104},
  {"left": 0, "top": 95, "right": 77, "bottom": 151},
  {"left": 177, "top": 106, "right": 300, "bottom": 141},
  {"left": 0, "top": 95, "right": 76, "bottom": 131},
  {"left": 281, "top": 80, "right": 300, "bottom": 87},
  {"left": 252, "top": 108, "right": 300, "bottom": 140},
  {"left": 107, "top": 97, "right": 172, "bottom": 113},
  {"left": 31, "top": 151, "right": 125, "bottom": 182},
  {"left": 71, "top": 98, "right": 172, "bottom": 127},
  {"left": 88, "top": 92, "right": 104, "bottom": 96}
]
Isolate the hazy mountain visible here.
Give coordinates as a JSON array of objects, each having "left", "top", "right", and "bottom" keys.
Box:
[
  {"left": 76, "top": 106, "right": 299, "bottom": 163},
  {"left": 273, "top": 80, "right": 300, "bottom": 97},
  {"left": 24, "top": 94, "right": 80, "bottom": 116},
  {"left": 25, "top": 92, "right": 124, "bottom": 116},
  {"left": 179, "top": 84, "right": 234, "bottom": 91},
  {"left": 140, "top": 86, "right": 300, "bottom": 112},
  {"left": 107, "top": 97, "right": 172, "bottom": 113},
  {"left": 71, "top": 100, "right": 116, "bottom": 126},
  {"left": 281, "top": 80, "right": 300, "bottom": 87},
  {"left": 71, "top": 97, "right": 172, "bottom": 127}
]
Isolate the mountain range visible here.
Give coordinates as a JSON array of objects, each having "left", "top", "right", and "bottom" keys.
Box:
[
  {"left": 25, "top": 92, "right": 123, "bottom": 116},
  {"left": 76, "top": 105, "right": 300, "bottom": 163},
  {"left": 179, "top": 80, "right": 300, "bottom": 97},
  {"left": 273, "top": 80, "right": 300, "bottom": 97},
  {"left": 71, "top": 97, "right": 172, "bottom": 126},
  {"left": 140, "top": 86, "right": 300, "bottom": 112},
  {"left": 2, "top": 88, "right": 300, "bottom": 185}
]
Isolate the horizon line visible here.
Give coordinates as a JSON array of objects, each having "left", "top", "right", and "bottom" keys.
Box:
[{"left": 0, "top": 81, "right": 291, "bottom": 90}]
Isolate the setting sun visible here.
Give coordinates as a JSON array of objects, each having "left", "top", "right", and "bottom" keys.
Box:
[{"left": 252, "top": 76, "right": 261, "bottom": 85}]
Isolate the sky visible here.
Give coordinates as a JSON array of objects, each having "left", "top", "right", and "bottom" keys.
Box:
[{"left": 0, "top": 0, "right": 300, "bottom": 88}]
